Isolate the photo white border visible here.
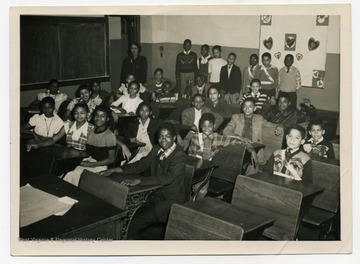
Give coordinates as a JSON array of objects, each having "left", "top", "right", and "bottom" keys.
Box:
[{"left": 5, "top": 1, "right": 355, "bottom": 260}]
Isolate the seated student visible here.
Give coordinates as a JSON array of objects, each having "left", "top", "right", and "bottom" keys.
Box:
[
  {"left": 32, "top": 79, "right": 68, "bottom": 114},
  {"left": 156, "top": 81, "right": 178, "bottom": 103},
  {"left": 110, "top": 81, "right": 144, "bottom": 119},
  {"left": 99, "top": 122, "right": 187, "bottom": 240},
  {"left": 63, "top": 84, "right": 100, "bottom": 121},
  {"left": 184, "top": 75, "right": 210, "bottom": 100},
  {"left": 26, "top": 102, "right": 94, "bottom": 152},
  {"left": 144, "top": 68, "right": 175, "bottom": 101},
  {"left": 204, "top": 85, "right": 232, "bottom": 118},
  {"left": 181, "top": 93, "right": 223, "bottom": 132},
  {"left": 118, "top": 74, "right": 146, "bottom": 97},
  {"left": 62, "top": 106, "right": 116, "bottom": 186},
  {"left": 90, "top": 80, "right": 109, "bottom": 106},
  {"left": 238, "top": 79, "right": 271, "bottom": 115},
  {"left": 223, "top": 97, "right": 283, "bottom": 164},
  {"left": 263, "top": 124, "right": 313, "bottom": 183},
  {"left": 264, "top": 93, "right": 316, "bottom": 127},
  {"left": 21, "top": 96, "right": 64, "bottom": 147},
  {"left": 302, "top": 118, "right": 335, "bottom": 159},
  {"left": 124, "top": 102, "right": 162, "bottom": 164}
]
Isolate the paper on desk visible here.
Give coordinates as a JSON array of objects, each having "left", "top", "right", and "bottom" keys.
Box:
[
  {"left": 20, "top": 184, "right": 76, "bottom": 227},
  {"left": 55, "top": 196, "right": 78, "bottom": 216},
  {"left": 111, "top": 108, "right": 122, "bottom": 114}
]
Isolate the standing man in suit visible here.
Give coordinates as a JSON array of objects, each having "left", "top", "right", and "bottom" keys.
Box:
[
  {"left": 220, "top": 52, "right": 242, "bottom": 104},
  {"left": 100, "top": 122, "right": 187, "bottom": 239}
]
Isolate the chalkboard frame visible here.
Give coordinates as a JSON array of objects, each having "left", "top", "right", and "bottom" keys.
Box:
[{"left": 20, "top": 16, "right": 110, "bottom": 91}]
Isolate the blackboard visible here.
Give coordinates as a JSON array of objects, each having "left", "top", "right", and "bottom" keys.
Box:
[{"left": 20, "top": 16, "right": 109, "bottom": 88}]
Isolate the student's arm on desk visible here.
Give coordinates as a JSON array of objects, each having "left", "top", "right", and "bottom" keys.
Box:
[
  {"left": 116, "top": 138, "right": 132, "bottom": 161},
  {"left": 27, "top": 127, "right": 66, "bottom": 151},
  {"left": 80, "top": 149, "right": 116, "bottom": 167},
  {"left": 260, "top": 117, "right": 284, "bottom": 136}
]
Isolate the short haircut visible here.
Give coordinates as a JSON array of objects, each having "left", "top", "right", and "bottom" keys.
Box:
[
  {"left": 199, "top": 113, "right": 215, "bottom": 126},
  {"left": 228, "top": 52, "right": 237, "bottom": 58},
  {"left": 128, "top": 81, "right": 140, "bottom": 90},
  {"left": 94, "top": 105, "right": 111, "bottom": 119},
  {"left": 48, "top": 79, "right": 59, "bottom": 87},
  {"left": 242, "top": 97, "right": 256, "bottom": 107},
  {"left": 184, "top": 39, "right": 192, "bottom": 45},
  {"left": 39, "top": 96, "right": 55, "bottom": 109},
  {"left": 162, "top": 81, "right": 172, "bottom": 88},
  {"left": 207, "top": 85, "right": 220, "bottom": 97},
  {"left": 308, "top": 118, "right": 325, "bottom": 131},
  {"left": 212, "top": 45, "right": 222, "bottom": 52},
  {"left": 201, "top": 44, "right": 210, "bottom": 50},
  {"left": 192, "top": 93, "right": 204, "bottom": 102},
  {"left": 154, "top": 68, "right": 163, "bottom": 75},
  {"left": 250, "top": 78, "right": 261, "bottom": 86},
  {"left": 262, "top": 52, "right": 271, "bottom": 60},
  {"left": 136, "top": 102, "right": 153, "bottom": 117},
  {"left": 285, "top": 54, "right": 294, "bottom": 60},
  {"left": 158, "top": 122, "right": 176, "bottom": 137},
  {"left": 287, "top": 124, "right": 307, "bottom": 139},
  {"left": 250, "top": 54, "right": 259, "bottom": 59},
  {"left": 72, "top": 102, "right": 89, "bottom": 115},
  {"left": 75, "top": 84, "right": 92, "bottom": 98},
  {"left": 277, "top": 92, "right": 290, "bottom": 102}
]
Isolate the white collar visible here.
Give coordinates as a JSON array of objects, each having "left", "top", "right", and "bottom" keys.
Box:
[
  {"left": 194, "top": 108, "right": 202, "bottom": 113},
  {"left": 251, "top": 91, "right": 261, "bottom": 97},
  {"left": 287, "top": 147, "right": 300, "bottom": 154},
  {"left": 183, "top": 50, "right": 191, "bottom": 55},
  {"left": 309, "top": 137, "right": 324, "bottom": 144}
]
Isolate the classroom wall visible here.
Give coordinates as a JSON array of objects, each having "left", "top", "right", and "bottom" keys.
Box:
[{"left": 140, "top": 15, "right": 340, "bottom": 112}]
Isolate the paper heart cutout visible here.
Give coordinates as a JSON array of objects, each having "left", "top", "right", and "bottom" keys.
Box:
[
  {"left": 274, "top": 52, "right": 281, "bottom": 59},
  {"left": 263, "top": 37, "right": 273, "bottom": 50},
  {"left": 285, "top": 36, "right": 296, "bottom": 49},
  {"left": 296, "top": 53, "right": 303, "bottom": 61},
  {"left": 308, "top": 38, "right": 320, "bottom": 51}
]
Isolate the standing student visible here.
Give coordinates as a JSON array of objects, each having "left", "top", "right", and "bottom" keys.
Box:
[
  {"left": 100, "top": 122, "right": 187, "bottom": 240},
  {"left": 63, "top": 84, "right": 100, "bottom": 121},
  {"left": 121, "top": 42, "right": 148, "bottom": 84},
  {"left": 243, "top": 54, "right": 261, "bottom": 94},
  {"left": 263, "top": 124, "right": 313, "bottom": 183},
  {"left": 302, "top": 119, "right": 335, "bottom": 159},
  {"left": 204, "top": 86, "right": 232, "bottom": 118},
  {"left": 278, "top": 54, "right": 302, "bottom": 108},
  {"left": 255, "top": 52, "right": 278, "bottom": 101},
  {"left": 63, "top": 106, "right": 116, "bottom": 186},
  {"left": 34, "top": 79, "right": 68, "bottom": 114},
  {"left": 197, "top": 44, "right": 213, "bottom": 82},
  {"left": 125, "top": 102, "right": 162, "bottom": 163},
  {"left": 208, "top": 45, "right": 227, "bottom": 86},
  {"left": 175, "top": 39, "right": 198, "bottom": 96},
  {"left": 21, "top": 97, "right": 64, "bottom": 146},
  {"left": 219, "top": 52, "right": 242, "bottom": 104}
]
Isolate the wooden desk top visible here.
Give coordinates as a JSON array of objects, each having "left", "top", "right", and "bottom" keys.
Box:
[
  {"left": 247, "top": 172, "right": 324, "bottom": 199},
  {"left": 107, "top": 174, "right": 162, "bottom": 195},
  {"left": 186, "top": 156, "right": 214, "bottom": 171},
  {"left": 35, "top": 144, "right": 89, "bottom": 161},
  {"left": 20, "top": 176, "right": 126, "bottom": 239},
  {"left": 184, "top": 197, "right": 274, "bottom": 236}
]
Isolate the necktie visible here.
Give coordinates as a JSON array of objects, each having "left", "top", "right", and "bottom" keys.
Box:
[
  {"left": 286, "top": 67, "right": 290, "bottom": 73},
  {"left": 285, "top": 148, "right": 292, "bottom": 161},
  {"left": 251, "top": 66, "right": 254, "bottom": 74},
  {"left": 202, "top": 138, "right": 212, "bottom": 160}
]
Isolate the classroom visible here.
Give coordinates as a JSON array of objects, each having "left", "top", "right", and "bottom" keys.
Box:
[{"left": 17, "top": 11, "right": 345, "bottom": 248}]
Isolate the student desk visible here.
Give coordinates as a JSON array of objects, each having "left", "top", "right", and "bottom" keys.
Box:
[
  {"left": 151, "top": 102, "right": 177, "bottom": 120},
  {"left": 180, "top": 197, "right": 275, "bottom": 240},
  {"left": 107, "top": 174, "right": 162, "bottom": 239},
  {"left": 19, "top": 175, "right": 127, "bottom": 240},
  {"left": 21, "top": 144, "right": 89, "bottom": 178},
  {"left": 246, "top": 172, "right": 324, "bottom": 239}
]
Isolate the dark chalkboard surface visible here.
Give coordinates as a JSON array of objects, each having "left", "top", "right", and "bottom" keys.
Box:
[{"left": 20, "top": 16, "right": 109, "bottom": 88}]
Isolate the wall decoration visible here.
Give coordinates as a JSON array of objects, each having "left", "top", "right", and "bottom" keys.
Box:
[
  {"left": 263, "top": 37, "right": 273, "bottom": 50},
  {"left": 259, "top": 15, "right": 329, "bottom": 88},
  {"left": 260, "top": 15, "right": 272, "bottom": 26}
]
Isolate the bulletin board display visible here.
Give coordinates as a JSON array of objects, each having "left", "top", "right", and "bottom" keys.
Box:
[
  {"left": 259, "top": 15, "right": 329, "bottom": 88},
  {"left": 20, "top": 16, "right": 109, "bottom": 88}
]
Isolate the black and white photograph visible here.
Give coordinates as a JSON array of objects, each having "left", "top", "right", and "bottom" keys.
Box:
[{"left": 7, "top": 2, "right": 354, "bottom": 260}]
